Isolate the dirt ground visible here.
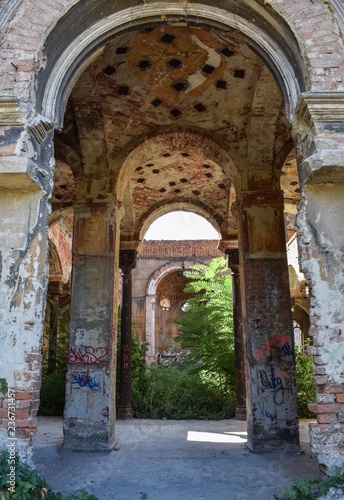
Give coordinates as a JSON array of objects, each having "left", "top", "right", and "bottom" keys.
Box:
[{"left": 33, "top": 417, "right": 319, "bottom": 500}]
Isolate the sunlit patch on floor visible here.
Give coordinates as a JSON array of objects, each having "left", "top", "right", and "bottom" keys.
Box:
[{"left": 187, "top": 431, "right": 248, "bottom": 443}]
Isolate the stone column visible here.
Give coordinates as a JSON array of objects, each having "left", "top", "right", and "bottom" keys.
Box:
[
  {"left": 294, "top": 92, "right": 344, "bottom": 475},
  {"left": 238, "top": 190, "right": 299, "bottom": 451},
  {"left": 118, "top": 249, "right": 137, "bottom": 419},
  {"left": 226, "top": 249, "right": 247, "bottom": 421},
  {"left": 0, "top": 101, "right": 54, "bottom": 463},
  {"left": 63, "top": 196, "right": 120, "bottom": 451}
]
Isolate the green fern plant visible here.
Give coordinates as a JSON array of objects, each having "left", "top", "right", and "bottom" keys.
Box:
[{"left": 175, "top": 257, "right": 235, "bottom": 390}]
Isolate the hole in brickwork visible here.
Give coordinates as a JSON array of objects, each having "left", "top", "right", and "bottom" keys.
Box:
[
  {"left": 119, "top": 86, "right": 130, "bottom": 95},
  {"left": 295, "top": 188, "right": 300, "bottom": 193},
  {"left": 116, "top": 47, "right": 128, "bottom": 54},
  {"left": 137, "top": 178, "right": 145, "bottom": 183},
  {"left": 221, "top": 48, "right": 235, "bottom": 57},
  {"left": 103, "top": 66, "right": 116, "bottom": 76},
  {"left": 203, "top": 164, "right": 211, "bottom": 169},
  {"left": 169, "top": 181, "right": 176, "bottom": 186},
  {"left": 202, "top": 64, "right": 215, "bottom": 75},
  {"left": 192, "top": 190, "right": 201, "bottom": 196},
  {"left": 135, "top": 166, "right": 143, "bottom": 171},
  {"left": 218, "top": 183, "right": 226, "bottom": 189},
  {"left": 180, "top": 178, "right": 188, "bottom": 183},
  {"left": 59, "top": 184, "right": 67, "bottom": 190},
  {"left": 138, "top": 60, "right": 151, "bottom": 70},
  {"left": 55, "top": 194, "right": 63, "bottom": 200},
  {"left": 172, "top": 80, "right": 188, "bottom": 92},
  {"left": 161, "top": 33, "right": 176, "bottom": 44},
  {"left": 146, "top": 163, "right": 154, "bottom": 167},
  {"left": 216, "top": 80, "right": 227, "bottom": 89},
  {"left": 159, "top": 188, "right": 167, "bottom": 193},
  {"left": 151, "top": 98, "right": 163, "bottom": 107},
  {"left": 181, "top": 153, "right": 189, "bottom": 157},
  {"left": 174, "top": 189, "right": 181, "bottom": 193},
  {"left": 291, "top": 181, "right": 298, "bottom": 186},
  {"left": 152, "top": 169, "right": 160, "bottom": 174},
  {"left": 170, "top": 108, "right": 182, "bottom": 117},
  {"left": 163, "top": 153, "right": 171, "bottom": 157},
  {"left": 195, "top": 103, "right": 206, "bottom": 112},
  {"left": 234, "top": 69, "right": 245, "bottom": 79},
  {"left": 205, "top": 172, "right": 213, "bottom": 178},
  {"left": 168, "top": 58, "right": 182, "bottom": 69}
]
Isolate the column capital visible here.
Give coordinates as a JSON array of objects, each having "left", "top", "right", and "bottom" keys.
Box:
[
  {"left": 217, "top": 239, "right": 238, "bottom": 253},
  {"left": 119, "top": 249, "right": 137, "bottom": 271},
  {"left": 240, "top": 190, "right": 284, "bottom": 208},
  {"left": 120, "top": 240, "right": 143, "bottom": 254}
]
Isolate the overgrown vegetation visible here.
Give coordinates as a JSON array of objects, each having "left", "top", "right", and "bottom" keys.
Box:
[
  {"left": 132, "top": 363, "right": 236, "bottom": 419},
  {"left": 0, "top": 378, "right": 8, "bottom": 395},
  {"left": 174, "top": 257, "right": 236, "bottom": 392},
  {"left": 274, "top": 473, "right": 344, "bottom": 500},
  {"left": 39, "top": 261, "right": 316, "bottom": 421},
  {"left": 0, "top": 450, "right": 98, "bottom": 499},
  {"left": 295, "top": 339, "right": 316, "bottom": 418},
  {"left": 39, "top": 300, "right": 69, "bottom": 416}
]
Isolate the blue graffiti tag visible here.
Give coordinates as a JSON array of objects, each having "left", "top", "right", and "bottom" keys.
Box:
[
  {"left": 258, "top": 401, "right": 277, "bottom": 421},
  {"left": 259, "top": 366, "right": 284, "bottom": 405},
  {"left": 72, "top": 371, "right": 101, "bottom": 390},
  {"left": 279, "top": 342, "right": 293, "bottom": 357}
]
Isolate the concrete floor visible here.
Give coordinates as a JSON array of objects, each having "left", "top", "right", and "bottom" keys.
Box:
[{"left": 33, "top": 417, "right": 320, "bottom": 500}]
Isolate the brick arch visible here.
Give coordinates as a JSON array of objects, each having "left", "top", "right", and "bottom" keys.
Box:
[
  {"left": 2, "top": 1, "right": 343, "bottom": 126},
  {"left": 147, "top": 261, "right": 199, "bottom": 297},
  {"left": 145, "top": 260, "right": 200, "bottom": 357},
  {"left": 116, "top": 129, "right": 240, "bottom": 199},
  {"left": 29, "top": 1, "right": 313, "bottom": 126}
]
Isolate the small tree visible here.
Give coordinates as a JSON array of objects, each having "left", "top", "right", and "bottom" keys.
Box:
[{"left": 175, "top": 257, "right": 235, "bottom": 390}]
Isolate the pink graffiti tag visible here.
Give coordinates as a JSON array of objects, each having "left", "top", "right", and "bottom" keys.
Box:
[
  {"left": 254, "top": 335, "right": 292, "bottom": 361},
  {"left": 68, "top": 346, "right": 109, "bottom": 364}
]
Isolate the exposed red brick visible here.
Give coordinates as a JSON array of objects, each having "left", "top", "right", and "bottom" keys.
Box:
[
  {"left": 317, "top": 413, "right": 338, "bottom": 424},
  {"left": 308, "top": 403, "right": 343, "bottom": 414}
]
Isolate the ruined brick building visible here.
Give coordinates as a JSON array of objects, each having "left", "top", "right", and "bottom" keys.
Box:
[{"left": 0, "top": 0, "right": 343, "bottom": 477}]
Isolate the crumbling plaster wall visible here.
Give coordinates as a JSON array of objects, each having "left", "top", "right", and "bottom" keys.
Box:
[{"left": 0, "top": 102, "right": 54, "bottom": 461}]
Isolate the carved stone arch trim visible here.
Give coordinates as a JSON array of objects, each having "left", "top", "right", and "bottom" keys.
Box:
[{"left": 38, "top": 2, "right": 304, "bottom": 127}]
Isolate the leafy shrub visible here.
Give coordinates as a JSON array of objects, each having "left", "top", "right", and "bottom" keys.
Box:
[
  {"left": 132, "top": 364, "right": 236, "bottom": 420},
  {"left": 274, "top": 473, "right": 344, "bottom": 499},
  {"left": 295, "top": 339, "right": 316, "bottom": 418},
  {"left": 39, "top": 301, "right": 70, "bottom": 416},
  {"left": 39, "top": 372, "right": 66, "bottom": 416},
  {"left": 0, "top": 450, "right": 98, "bottom": 499}
]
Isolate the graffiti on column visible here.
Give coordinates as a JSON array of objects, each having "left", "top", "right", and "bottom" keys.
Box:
[
  {"left": 71, "top": 370, "right": 101, "bottom": 389},
  {"left": 259, "top": 366, "right": 285, "bottom": 405},
  {"left": 258, "top": 401, "right": 277, "bottom": 421},
  {"left": 68, "top": 346, "right": 109, "bottom": 363},
  {"left": 254, "top": 335, "right": 293, "bottom": 361},
  {"left": 123, "top": 344, "right": 129, "bottom": 370}
]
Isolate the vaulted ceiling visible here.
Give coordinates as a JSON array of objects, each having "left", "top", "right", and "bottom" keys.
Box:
[{"left": 53, "top": 23, "right": 299, "bottom": 241}]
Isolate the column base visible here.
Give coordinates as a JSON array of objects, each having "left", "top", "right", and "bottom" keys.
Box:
[
  {"left": 235, "top": 406, "right": 247, "bottom": 421},
  {"left": 63, "top": 419, "right": 116, "bottom": 452},
  {"left": 117, "top": 405, "right": 133, "bottom": 419}
]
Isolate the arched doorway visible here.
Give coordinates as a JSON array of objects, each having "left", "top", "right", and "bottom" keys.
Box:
[{"left": 1, "top": 0, "right": 344, "bottom": 474}]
